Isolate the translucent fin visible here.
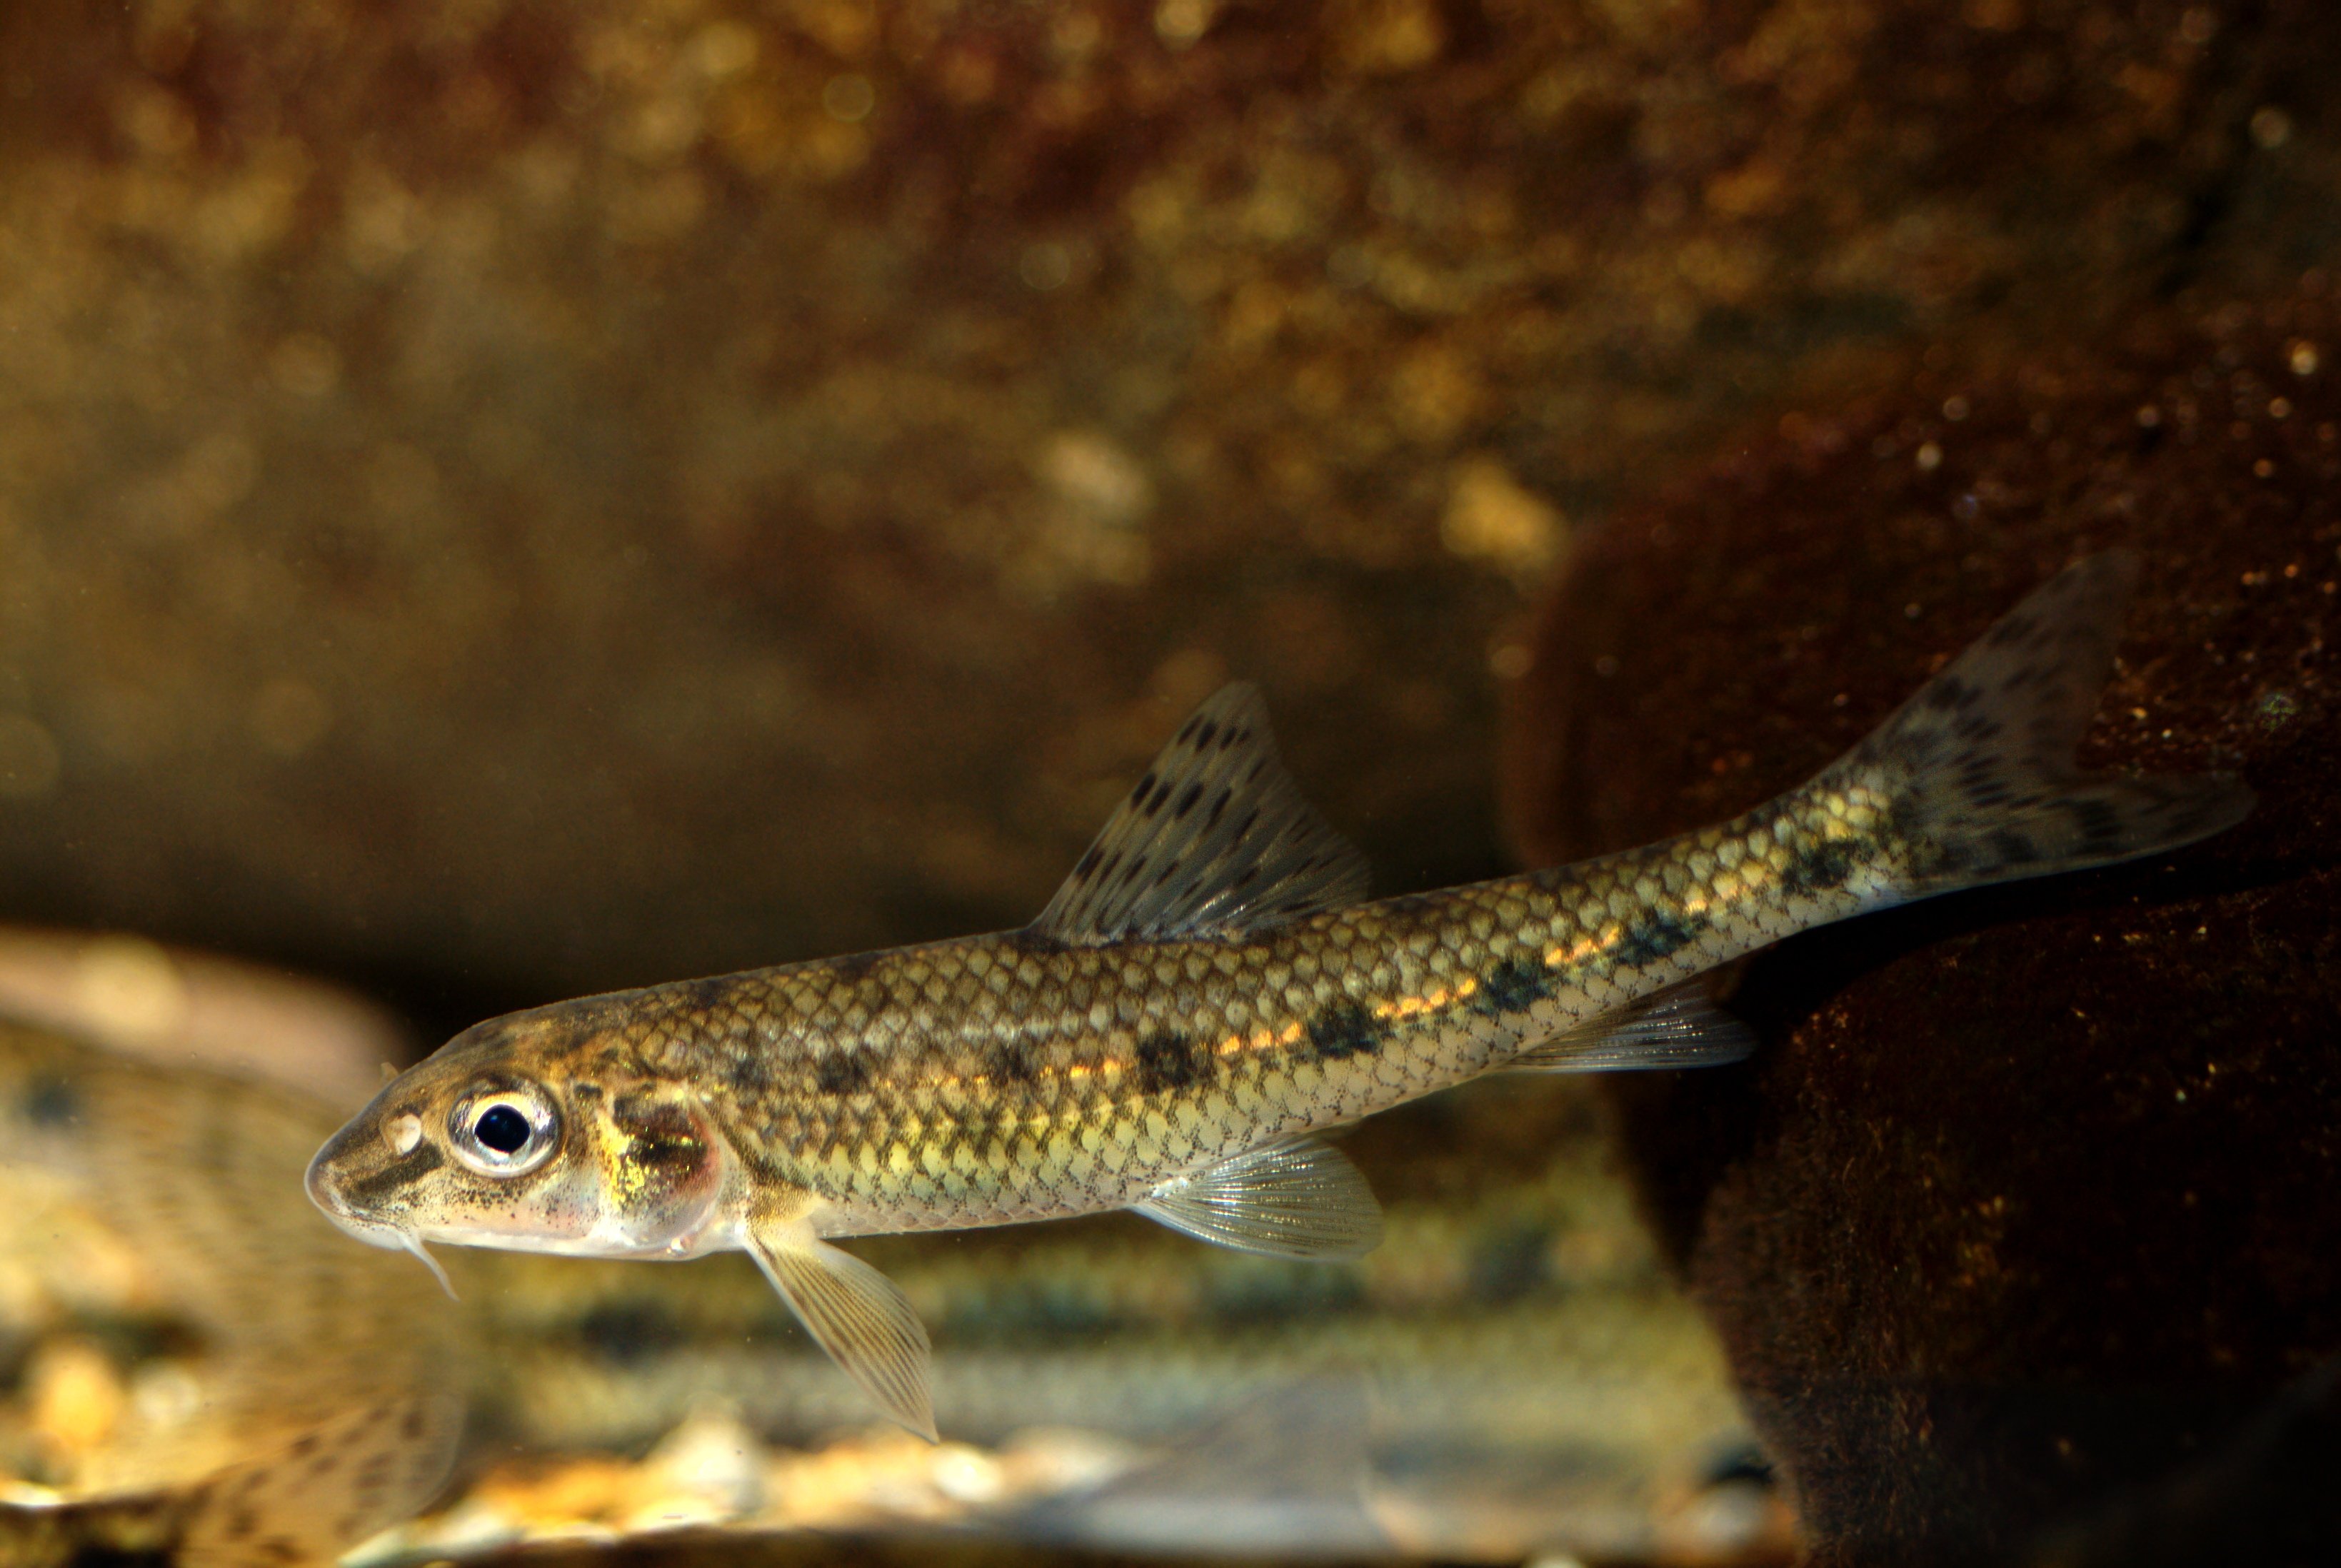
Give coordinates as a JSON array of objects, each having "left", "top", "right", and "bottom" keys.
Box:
[
  {"left": 746, "top": 1225, "right": 938, "bottom": 1442},
  {"left": 1032, "top": 683, "right": 1370, "bottom": 945},
  {"left": 1018, "top": 1377, "right": 1385, "bottom": 1557},
  {"left": 1504, "top": 980, "right": 1758, "bottom": 1072},
  {"left": 401, "top": 1233, "right": 458, "bottom": 1300},
  {"left": 182, "top": 1389, "right": 463, "bottom": 1568},
  {"left": 1843, "top": 550, "right": 2254, "bottom": 898},
  {"left": 1136, "top": 1135, "right": 1383, "bottom": 1259}
]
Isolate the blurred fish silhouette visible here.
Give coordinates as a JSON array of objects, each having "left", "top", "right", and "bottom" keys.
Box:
[{"left": 0, "top": 1020, "right": 463, "bottom": 1567}]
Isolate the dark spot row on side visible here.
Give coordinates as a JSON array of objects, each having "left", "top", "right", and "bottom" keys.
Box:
[
  {"left": 1782, "top": 836, "right": 1864, "bottom": 897},
  {"left": 1134, "top": 1027, "right": 1207, "bottom": 1093},
  {"left": 813, "top": 1050, "right": 875, "bottom": 1097},
  {"left": 986, "top": 1037, "right": 1042, "bottom": 1086},
  {"left": 1473, "top": 954, "right": 1552, "bottom": 1017},
  {"left": 1306, "top": 997, "right": 1385, "bottom": 1061},
  {"left": 1615, "top": 908, "right": 1705, "bottom": 967}
]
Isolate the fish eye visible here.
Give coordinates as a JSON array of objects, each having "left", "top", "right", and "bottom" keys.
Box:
[{"left": 448, "top": 1083, "right": 558, "bottom": 1177}]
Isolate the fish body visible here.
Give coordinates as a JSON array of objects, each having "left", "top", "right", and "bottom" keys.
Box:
[
  {"left": 0, "top": 1020, "right": 464, "bottom": 1567},
  {"left": 309, "top": 553, "right": 2252, "bottom": 1438}
]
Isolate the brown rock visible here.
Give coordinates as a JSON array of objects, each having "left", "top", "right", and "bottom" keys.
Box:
[{"left": 1503, "top": 283, "right": 2341, "bottom": 1564}]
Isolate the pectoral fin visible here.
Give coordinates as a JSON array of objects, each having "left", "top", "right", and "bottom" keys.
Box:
[
  {"left": 1136, "top": 1136, "right": 1382, "bottom": 1259},
  {"left": 1503, "top": 980, "right": 1756, "bottom": 1072},
  {"left": 746, "top": 1223, "right": 938, "bottom": 1442}
]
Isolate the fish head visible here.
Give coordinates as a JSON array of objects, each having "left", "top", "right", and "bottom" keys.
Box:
[{"left": 306, "top": 1003, "right": 734, "bottom": 1263}]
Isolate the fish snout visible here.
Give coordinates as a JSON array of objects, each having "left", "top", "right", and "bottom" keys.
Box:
[{"left": 305, "top": 1118, "right": 411, "bottom": 1248}]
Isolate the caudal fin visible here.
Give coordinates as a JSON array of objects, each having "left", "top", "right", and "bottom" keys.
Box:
[{"left": 1840, "top": 551, "right": 2252, "bottom": 900}]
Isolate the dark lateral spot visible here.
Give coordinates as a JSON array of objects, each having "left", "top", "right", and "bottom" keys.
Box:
[
  {"left": 1783, "top": 837, "right": 1863, "bottom": 897},
  {"left": 1134, "top": 1028, "right": 1206, "bottom": 1094},
  {"left": 24, "top": 1075, "right": 77, "bottom": 1127},
  {"left": 1615, "top": 909, "right": 1703, "bottom": 967},
  {"left": 1473, "top": 955, "right": 1550, "bottom": 1017},
  {"left": 814, "top": 1052, "right": 874, "bottom": 1096},
  {"left": 988, "top": 1037, "right": 1043, "bottom": 1086},
  {"left": 1307, "top": 998, "right": 1384, "bottom": 1061}
]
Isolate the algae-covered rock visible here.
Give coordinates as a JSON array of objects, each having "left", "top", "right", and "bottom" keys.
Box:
[{"left": 1503, "top": 283, "right": 2341, "bottom": 1564}]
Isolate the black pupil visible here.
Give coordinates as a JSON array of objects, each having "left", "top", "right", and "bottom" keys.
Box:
[{"left": 473, "top": 1103, "right": 533, "bottom": 1155}]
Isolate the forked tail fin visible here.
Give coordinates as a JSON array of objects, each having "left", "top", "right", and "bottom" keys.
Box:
[{"left": 1835, "top": 551, "right": 2253, "bottom": 900}]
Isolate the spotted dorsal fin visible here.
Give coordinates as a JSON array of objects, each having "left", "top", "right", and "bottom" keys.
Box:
[{"left": 1032, "top": 684, "right": 1369, "bottom": 946}]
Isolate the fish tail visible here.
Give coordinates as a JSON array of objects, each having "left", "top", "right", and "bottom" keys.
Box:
[{"left": 1834, "top": 550, "right": 2252, "bottom": 900}]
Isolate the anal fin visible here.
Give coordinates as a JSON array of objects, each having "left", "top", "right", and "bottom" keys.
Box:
[
  {"left": 746, "top": 1223, "right": 938, "bottom": 1442},
  {"left": 1136, "top": 1136, "right": 1383, "bottom": 1259},
  {"left": 1504, "top": 980, "right": 1756, "bottom": 1072}
]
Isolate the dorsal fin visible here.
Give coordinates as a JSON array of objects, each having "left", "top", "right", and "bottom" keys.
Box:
[{"left": 1032, "top": 684, "right": 1370, "bottom": 946}]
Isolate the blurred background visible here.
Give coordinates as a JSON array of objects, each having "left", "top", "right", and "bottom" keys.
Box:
[
  {"left": 0, "top": 0, "right": 2332, "bottom": 1029},
  {"left": 1, "top": 0, "right": 2338, "bottom": 1564}
]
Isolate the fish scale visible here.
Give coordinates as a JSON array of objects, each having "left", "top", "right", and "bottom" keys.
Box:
[
  {"left": 309, "top": 551, "right": 2252, "bottom": 1442},
  {"left": 639, "top": 773, "right": 1891, "bottom": 1238}
]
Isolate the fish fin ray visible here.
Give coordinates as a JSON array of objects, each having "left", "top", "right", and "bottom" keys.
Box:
[
  {"left": 1136, "top": 1135, "right": 1382, "bottom": 1259},
  {"left": 1031, "top": 683, "right": 1369, "bottom": 945},
  {"left": 746, "top": 1224, "right": 938, "bottom": 1442},
  {"left": 1504, "top": 980, "right": 1757, "bottom": 1072},
  {"left": 1843, "top": 551, "right": 2252, "bottom": 898}
]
